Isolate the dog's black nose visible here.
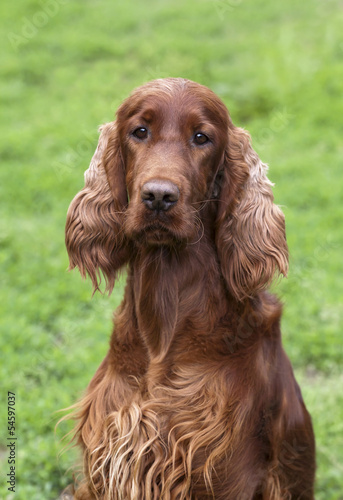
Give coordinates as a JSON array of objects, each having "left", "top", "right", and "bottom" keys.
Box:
[{"left": 141, "top": 180, "right": 180, "bottom": 212}]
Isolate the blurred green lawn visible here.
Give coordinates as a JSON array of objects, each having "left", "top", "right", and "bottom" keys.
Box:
[{"left": 0, "top": 0, "right": 342, "bottom": 498}]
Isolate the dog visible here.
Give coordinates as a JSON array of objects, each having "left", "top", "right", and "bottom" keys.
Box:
[{"left": 65, "top": 78, "right": 315, "bottom": 499}]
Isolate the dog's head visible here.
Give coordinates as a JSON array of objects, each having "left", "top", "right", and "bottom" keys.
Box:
[{"left": 66, "top": 78, "right": 288, "bottom": 300}]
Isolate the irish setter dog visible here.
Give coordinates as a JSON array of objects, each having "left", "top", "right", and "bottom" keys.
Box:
[{"left": 65, "top": 78, "right": 315, "bottom": 499}]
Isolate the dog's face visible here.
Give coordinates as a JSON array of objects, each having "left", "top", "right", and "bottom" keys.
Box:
[
  {"left": 66, "top": 78, "right": 288, "bottom": 299},
  {"left": 115, "top": 80, "right": 229, "bottom": 246}
]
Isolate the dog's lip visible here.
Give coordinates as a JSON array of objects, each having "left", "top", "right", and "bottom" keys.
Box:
[
  {"left": 144, "top": 224, "right": 171, "bottom": 240},
  {"left": 144, "top": 223, "right": 169, "bottom": 232},
  {"left": 139, "top": 222, "right": 179, "bottom": 244}
]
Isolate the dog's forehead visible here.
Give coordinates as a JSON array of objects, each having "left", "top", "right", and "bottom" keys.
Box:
[{"left": 119, "top": 84, "right": 228, "bottom": 130}]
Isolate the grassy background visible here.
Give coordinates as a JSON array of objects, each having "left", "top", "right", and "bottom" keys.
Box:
[{"left": 0, "top": 0, "right": 342, "bottom": 498}]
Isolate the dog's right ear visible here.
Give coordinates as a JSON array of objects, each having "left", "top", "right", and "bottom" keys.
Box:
[
  {"left": 65, "top": 122, "right": 129, "bottom": 293},
  {"left": 215, "top": 124, "right": 288, "bottom": 301}
]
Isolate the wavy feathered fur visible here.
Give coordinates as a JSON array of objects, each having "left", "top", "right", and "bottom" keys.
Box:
[
  {"left": 65, "top": 122, "right": 129, "bottom": 293},
  {"left": 216, "top": 124, "right": 289, "bottom": 300},
  {"left": 64, "top": 78, "right": 315, "bottom": 499}
]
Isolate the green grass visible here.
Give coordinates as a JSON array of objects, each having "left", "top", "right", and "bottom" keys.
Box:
[{"left": 0, "top": 0, "right": 342, "bottom": 498}]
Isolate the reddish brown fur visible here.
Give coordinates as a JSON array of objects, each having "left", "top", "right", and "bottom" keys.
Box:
[{"left": 65, "top": 78, "right": 315, "bottom": 499}]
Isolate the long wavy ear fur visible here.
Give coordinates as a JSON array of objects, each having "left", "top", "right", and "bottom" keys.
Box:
[
  {"left": 216, "top": 123, "right": 289, "bottom": 301},
  {"left": 65, "top": 122, "right": 129, "bottom": 293}
]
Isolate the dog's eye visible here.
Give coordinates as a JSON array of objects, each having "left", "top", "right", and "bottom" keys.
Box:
[
  {"left": 132, "top": 127, "right": 148, "bottom": 140},
  {"left": 193, "top": 132, "right": 210, "bottom": 145}
]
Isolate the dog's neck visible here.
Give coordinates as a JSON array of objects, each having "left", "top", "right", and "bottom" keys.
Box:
[{"left": 129, "top": 228, "right": 228, "bottom": 364}]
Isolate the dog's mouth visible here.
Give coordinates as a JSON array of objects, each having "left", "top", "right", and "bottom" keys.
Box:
[
  {"left": 141, "top": 223, "right": 178, "bottom": 245},
  {"left": 124, "top": 205, "right": 194, "bottom": 247}
]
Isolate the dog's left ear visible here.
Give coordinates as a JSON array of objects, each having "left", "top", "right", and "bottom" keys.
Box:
[
  {"left": 216, "top": 123, "right": 289, "bottom": 301},
  {"left": 65, "top": 122, "right": 129, "bottom": 293}
]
